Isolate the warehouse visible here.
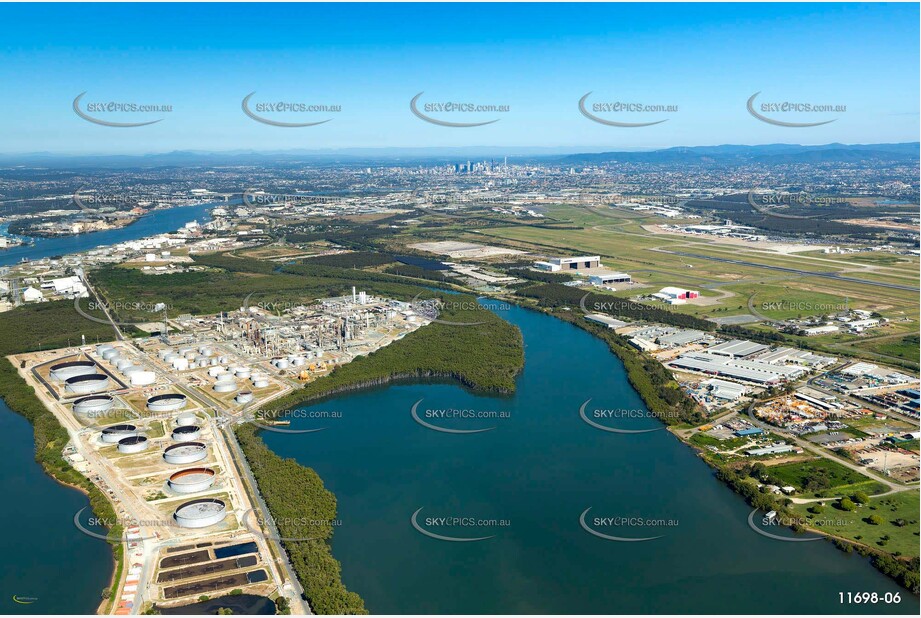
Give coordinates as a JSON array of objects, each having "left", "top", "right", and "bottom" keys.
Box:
[
  {"left": 652, "top": 286, "right": 699, "bottom": 304},
  {"left": 584, "top": 314, "right": 627, "bottom": 329},
  {"left": 589, "top": 273, "right": 631, "bottom": 286},
  {"left": 536, "top": 255, "right": 601, "bottom": 271},
  {"left": 703, "top": 378, "right": 748, "bottom": 401},
  {"left": 746, "top": 444, "right": 796, "bottom": 456},
  {"left": 669, "top": 354, "right": 781, "bottom": 385},
  {"left": 707, "top": 340, "right": 768, "bottom": 359}
]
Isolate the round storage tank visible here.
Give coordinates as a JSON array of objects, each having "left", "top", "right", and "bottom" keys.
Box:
[
  {"left": 117, "top": 435, "right": 148, "bottom": 454},
  {"left": 101, "top": 348, "right": 120, "bottom": 361},
  {"left": 163, "top": 442, "right": 207, "bottom": 465},
  {"left": 163, "top": 353, "right": 179, "bottom": 363},
  {"left": 171, "top": 425, "right": 201, "bottom": 441},
  {"left": 253, "top": 378, "right": 269, "bottom": 389},
  {"left": 147, "top": 393, "right": 187, "bottom": 412},
  {"left": 292, "top": 357, "right": 305, "bottom": 367},
  {"left": 208, "top": 366, "right": 226, "bottom": 378},
  {"left": 115, "top": 358, "right": 133, "bottom": 371},
  {"left": 96, "top": 344, "right": 114, "bottom": 355},
  {"left": 176, "top": 412, "right": 198, "bottom": 427},
  {"left": 65, "top": 373, "right": 110, "bottom": 394},
  {"left": 234, "top": 368, "right": 251, "bottom": 379},
  {"left": 157, "top": 348, "right": 174, "bottom": 360},
  {"left": 235, "top": 391, "right": 254, "bottom": 404},
  {"left": 101, "top": 424, "right": 138, "bottom": 443},
  {"left": 274, "top": 359, "right": 289, "bottom": 369},
  {"left": 130, "top": 371, "right": 156, "bottom": 386},
  {"left": 122, "top": 365, "right": 141, "bottom": 376},
  {"left": 167, "top": 468, "right": 216, "bottom": 494},
  {"left": 73, "top": 394, "right": 114, "bottom": 415},
  {"left": 213, "top": 381, "right": 237, "bottom": 393},
  {"left": 50, "top": 360, "right": 98, "bottom": 382},
  {"left": 173, "top": 498, "right": 226, "bottom": 529},
  {"left": 171, "top": 358, "right": 190, "bottom": 371}
]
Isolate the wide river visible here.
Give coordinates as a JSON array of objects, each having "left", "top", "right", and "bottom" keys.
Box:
[
  {"left": 264, "top": 301, "right": 918, "bottom": 614},
  {"left": 0, "top": 203, "right": 213, "bottom": 267},
  {"left": 0, "top": 203, "right": 213, "bottom": 614}
]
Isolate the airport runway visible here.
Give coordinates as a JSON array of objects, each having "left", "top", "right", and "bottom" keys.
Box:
[{"left": 656, "top": 250, "right": 920, "bottom": 292}]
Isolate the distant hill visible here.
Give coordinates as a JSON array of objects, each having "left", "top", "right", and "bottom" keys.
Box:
[{"left": 561, "top": 143, "right": 920, "bottom": 165}]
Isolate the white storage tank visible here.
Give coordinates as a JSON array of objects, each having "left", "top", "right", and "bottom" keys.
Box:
[
  {"left": 167, "top": 468, "right": 216, "bottom": 494},
  {"left": 130, "top": 371, "right": 157, "bottom": 386},
  {"left": 171, "top": 357, "right": 190, "bottom": 371},
  {"left": 117, "top": 435, "right": 148, "bottom": 454},
  {"left": 173, "top": 498, "right": 226, "bottom": 529},
  {"left": 65, "top": 373, "right": 111, "bottom": 394},
  {"left": 213, "top": 381, "right": 237, "bottom": 393},
  {"left": 235, "top": 391, "right": 254, "bottom": 404}
]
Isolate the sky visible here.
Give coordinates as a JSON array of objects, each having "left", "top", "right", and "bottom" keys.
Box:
[{"left": 0, "top": 2, "right": 918, "bottom": 154}]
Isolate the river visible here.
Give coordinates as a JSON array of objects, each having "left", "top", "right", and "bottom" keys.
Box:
[
  {"left": 0, "top": 400, "right": 112, "bottom": 614},
  {"left": 262, "top": 300, "right": 918, "bottom": 614},
  {"left": 0, "top": 202, "right": 215, "bottom": 614},
  {"left": 0, "top": 203, "right": 214, "bottom": 267}
]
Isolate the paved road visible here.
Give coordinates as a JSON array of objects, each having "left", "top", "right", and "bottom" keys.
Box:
[{"left": 743, "top": 398, "right": 914, "bottom": 499}]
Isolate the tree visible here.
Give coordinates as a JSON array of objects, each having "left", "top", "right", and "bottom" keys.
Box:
[
  {"left": 868, "top": 514, "right": 883, "bottom": 525},
  {"left": 853, "top": 491, "right": 870, "bottom": 504},
  {"left": 839, "top": 498, "right": 856, "bottom": 511},
  {"left": 217, "top": 608, "right": 233, "bottom": 615}
]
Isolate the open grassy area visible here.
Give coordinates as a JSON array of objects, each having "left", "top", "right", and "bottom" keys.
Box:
[
  {"left": 761, "top": 458, "right": 883, "bottom": 496},
  {"left": 792, "top": 490, "right": 920, "bottom": 558}
]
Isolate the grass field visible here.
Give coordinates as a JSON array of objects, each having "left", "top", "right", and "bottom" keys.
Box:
[
  {"left": 761, "top": 458, "right": 884, "bottom": 497},
  {"left": 792, "top": 490, "right": 920, "bottom": 558}
]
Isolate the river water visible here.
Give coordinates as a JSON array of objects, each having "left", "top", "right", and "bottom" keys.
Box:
[
  {"left": 263, "top": 301, "right": 918, "bottom": 614},
  {"left": 0, "top": 203, "right": 214, "bottom": 267},
  {"left": 0, "top": 202, "right": 214, "bottom": 614}
]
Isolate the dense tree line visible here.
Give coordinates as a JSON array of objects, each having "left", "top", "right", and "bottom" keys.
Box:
[
  {"left": 547, "top": 310, "right": 705, "bottom": 426},
  {"left": 235, "top": 425, "right": 367, "bottom": 614},
  {"left": 303, "top": 252, "right": 396, "bottom": 268},
  {"left": 718, "top": 324, "right": 787, "bottom": 344},
  {"left": 266, "top": 294, "right": 524, "bottom": 415},
  {"left": 517, "top": 283, "right": 715, "bottom": 331}
]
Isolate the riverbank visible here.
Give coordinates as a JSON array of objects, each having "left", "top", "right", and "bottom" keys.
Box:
[
  {"left": 235, "top": 424, "right": 367, "bottom": 615},
  {"left": 513, "top": 299, "right": 919, "bottom": 594}
]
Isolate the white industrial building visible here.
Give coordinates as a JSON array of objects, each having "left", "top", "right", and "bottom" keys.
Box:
[
  {"left": 534, "top": 255, "right": 601, "bottom": 271},
  {"left": 703, "top": 378, "right": 748, "bottom": 401},
  {"left": 589, "top": 273, "right": 631, "bottom": 286},
  {"left": 584, "top": 314, "right": 628, "bottom": 329}
]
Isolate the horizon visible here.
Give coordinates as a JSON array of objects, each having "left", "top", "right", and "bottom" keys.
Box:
[
  {"left": 3, "top": 140, "right": 919, "bottom": 160},
  {"left": 1, "top": 2, "right": 918, "bottom": 154}
]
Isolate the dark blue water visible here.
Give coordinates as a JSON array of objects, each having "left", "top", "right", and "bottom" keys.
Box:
[
  {"left": 213, "top": 542, "right": 259, "bottom": 559},
  {"left": 263, "top": 301, "right": 918, "bottom": 614},
  {"left": 0, "top": 399, "right": 112, "bottom": 614},
  {"left": 0, "top": 203, "right": 213, "bottom": 266}
]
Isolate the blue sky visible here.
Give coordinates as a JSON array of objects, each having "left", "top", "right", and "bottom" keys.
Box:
[{"left": 0, "top": 2, "right": 917, "bottom": 154}]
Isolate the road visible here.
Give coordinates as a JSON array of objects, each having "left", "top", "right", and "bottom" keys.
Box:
[{"left": 743, "top": 398, "right": 914, "bottom": 499}]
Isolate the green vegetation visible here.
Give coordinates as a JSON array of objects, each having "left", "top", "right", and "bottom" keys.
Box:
[
  {"left": 761, "top": 459, "right": 880, "bottom": 496},
  {"left": 268, "top": 295, "right": 524, "bottom": 414},
  {"left": 235, "top": 425, "right": 367, "bottom": 614},
  {"left": 516, "top": 283, "right": 715, "bottom": 331},
  {"left": 0, "top": 298, "right": 118, "bottom": 351},
  {"left": 304, "top": 251, "right": 396, "bottom": 268},
  {"left": 864, "top": 334, "right": 921, "bottom": 363},
  {"left": 792, "top": 491, "right": 920, "bottom": 560}
]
